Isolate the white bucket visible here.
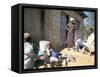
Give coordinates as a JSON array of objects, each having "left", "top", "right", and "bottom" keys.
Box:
[{"left": 39, "top": 40, "right": 50, "bottom": 51}]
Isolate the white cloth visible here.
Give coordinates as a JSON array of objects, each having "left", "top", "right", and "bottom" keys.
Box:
[
  {"left": 50, "top": 57, "right": 58, "bottom": 62},
  {"left": 83, "top": 33, "right": 94, "bottom": 47},
  {"left": 24, "top": 42, "right": 33, "bottom": 54},
  {"left": 87, "top": 33, "right": 94, "bottom": 46},
  {"left": 24, "top": 42, "right": 33, "bottom": 68},
  {"left": 83, "top": 33, "right": 94, "bottom": 51}
]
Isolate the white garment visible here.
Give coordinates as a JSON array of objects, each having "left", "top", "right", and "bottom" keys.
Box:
[
  {"left": 24, "top": 42, "right": 33, "bottom": 68},
  {"left": 83, "top": 33, "right": 94, "bottom": 47},
  {"left": 83, "top": 33, "right": 95, "bottom": 51},
  {"left": 50, "top": 57, "right": 58, "bottom": 62},
  {"left": 24, "top": 42, "right": 33, "bottom": 54},
  {"left": 87, "top": 33, "right": 94, "bottom": 46}
]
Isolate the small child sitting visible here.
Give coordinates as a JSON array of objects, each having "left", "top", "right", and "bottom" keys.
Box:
[{"left": 49, "top": 49, "right": 59, "bottom": 62}]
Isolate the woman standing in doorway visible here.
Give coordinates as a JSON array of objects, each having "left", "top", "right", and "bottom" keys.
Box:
[{"left": 66, "top": 18, "right": 77, "bottom": 49}]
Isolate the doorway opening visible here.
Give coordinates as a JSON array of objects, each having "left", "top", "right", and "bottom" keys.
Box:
[{"left": 60, "top": 13, "right": 69, "bottom": 49}]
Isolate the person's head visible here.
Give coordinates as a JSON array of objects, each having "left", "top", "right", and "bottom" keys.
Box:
[
  {"left": 69, "top": 17, "right": 77, "bottom": 25},
  {"left": 88, "top": 28, "right": 94, "bottom": 35},
  {"left": 24, "top": 33, "right": 32, "bottom": 43},
  {"left": 70, "top": 20, "right": 76, "bottom": 25}
]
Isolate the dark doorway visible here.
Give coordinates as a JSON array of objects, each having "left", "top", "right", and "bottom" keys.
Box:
[{"left": 60, "top": 13, "right": 69, "bottom": 49}]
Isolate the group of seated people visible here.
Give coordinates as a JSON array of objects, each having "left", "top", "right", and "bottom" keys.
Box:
[
  {"left": 24, "top": 33, "right": 62, "bottom": 69},
  {"left": 24, "top": 28, "right": 95, "bottom": 69}
]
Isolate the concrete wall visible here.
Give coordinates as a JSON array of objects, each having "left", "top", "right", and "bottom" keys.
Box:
[
  {"left": 24, "top": 8, "right": 42, "bottom": 43},
  {"left": 44, "top": 10, "right": 61, "bottom": 49}
]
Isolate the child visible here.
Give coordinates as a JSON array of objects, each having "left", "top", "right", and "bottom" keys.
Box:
[{"left": 48, "top": 47, "right": 60, "bottom": 67}]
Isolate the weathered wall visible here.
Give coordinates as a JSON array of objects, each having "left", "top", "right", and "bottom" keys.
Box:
[
  {"left": 24, "top": 8, "right": 42, "bottom": 43},
  {"left": 44, "top": 10, "right": 61, "bottom": 49}
]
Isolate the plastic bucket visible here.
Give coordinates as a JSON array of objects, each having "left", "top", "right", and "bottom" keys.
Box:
[{"left": 39, "top": 40, "right": 50, "bottom": 51}]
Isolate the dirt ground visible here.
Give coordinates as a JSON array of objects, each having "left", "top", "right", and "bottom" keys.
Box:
[{"left": 60, "top": 48, "right": 95, "bottom": 67}]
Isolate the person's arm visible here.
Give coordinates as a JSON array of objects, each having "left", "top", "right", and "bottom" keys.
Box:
[
  {"left": 66, "top": 26, "right": 69, "bottom": 30},
  {"left": 82, "top": 42, "right": 88, "bottom": 47},
  {"left": 66, "top": 23, "right": 75, "bottom": 31}
]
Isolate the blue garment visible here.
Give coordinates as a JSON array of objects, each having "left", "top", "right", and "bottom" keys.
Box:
[
  {"left": 75, "top": 38, "right": 85, "bottom": 51},
  {"left": 50, "top": 49, "right": 59, "bottom": 58}
]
